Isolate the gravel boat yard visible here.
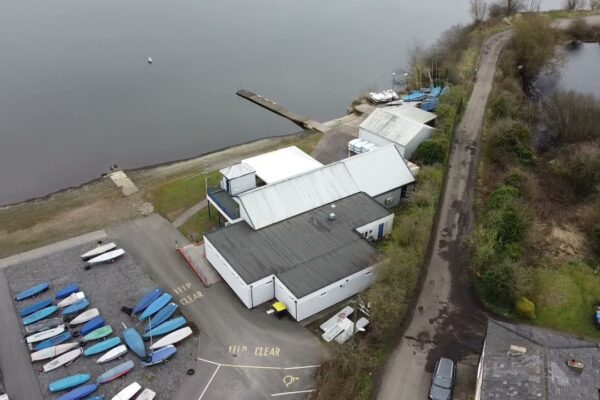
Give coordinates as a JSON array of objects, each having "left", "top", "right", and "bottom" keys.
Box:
[{"left": 3, "top": 241, "right": 198, "bottom": 400}]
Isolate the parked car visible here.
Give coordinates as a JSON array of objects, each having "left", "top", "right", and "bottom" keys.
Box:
[{"left": 428, "top": 357, "right": 455, "bottom": 400}]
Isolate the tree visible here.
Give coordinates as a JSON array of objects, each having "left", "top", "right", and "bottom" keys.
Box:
[
  {"left": 470, "top": 0, "right": 488, "bottom": 24},
  {"left": 492, "top": 0, "right": 524, "bottom": 15},
  {"left": 510, "top": 14, "right": 557, "bottom": 84},
  {"left": 541, "top": 90, "right": 600, "bottom": 145},
  {"left": 564, "top": 0, "right": 584, "bottom": 9},
  {"left": 527, "top": 0, "right": 541, "bottom": 11},
  {"left": 590, "top": 0, "right": 600, "bottom": 9}
]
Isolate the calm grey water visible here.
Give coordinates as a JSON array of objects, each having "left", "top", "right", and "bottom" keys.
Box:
[
  {"left": 0, "top": 0, "right": 565, "bottom": 205},
  {"left": 541, "top": 43, "right": 600, "bottom": 96}
]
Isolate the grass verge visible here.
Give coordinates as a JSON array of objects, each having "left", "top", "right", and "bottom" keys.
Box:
[{"left": 178, "top": 207, "right": 219, "bottom": 242}]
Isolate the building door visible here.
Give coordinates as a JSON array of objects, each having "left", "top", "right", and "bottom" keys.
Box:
[{"left": 377, "top": 223, "right": 384, "bottom": 239}]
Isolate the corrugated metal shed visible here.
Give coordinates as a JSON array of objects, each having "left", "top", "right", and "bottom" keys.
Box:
[
  {"left": 219, "top": 163, "right": 255, "bottom": 179},
  {"left": 237, "top": 145, "right": 414, "bottom": 230},
  {"left": 205, "top": 193, "right": 388, "bottom": 297},
  {"left": 360, "top": 108, "right": 436, "bottom": 146},
  {"left": 237, "top": 162, "right": 360, "bottom": 230},
  {"left": 341, "top": 145, "right": 414, "bottom": 197},
  {"left": 385, "top": 104, "right": 437, "bottom": 125},
  {"left": 241, "top": 146, "right": 323, "bottom": 184}
]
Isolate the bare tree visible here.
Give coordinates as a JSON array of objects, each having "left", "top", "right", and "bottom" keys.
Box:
[
  {"left": 470, "top": 0, "right": 488, "bottom": 24},
  {"left": 504, "top": 0, "right": 524, "bottom": 14},
  {"left": 564, "top": 0, "right": 583, "bottom": 9},
  {"left": 591, "top": 0, "right": 600, "bottom": 9},
  {"left": 528, "top": 0, "right": 541, "bottom": 11}
]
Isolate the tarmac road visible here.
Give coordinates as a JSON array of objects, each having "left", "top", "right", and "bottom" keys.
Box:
[{"left": 375, "top": 29, "right": 512, "bottom": 400}]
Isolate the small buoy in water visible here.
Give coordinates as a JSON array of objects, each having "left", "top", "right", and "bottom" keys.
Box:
[{"left": 147, "top": 57, "right": 153, "bottom": 64}]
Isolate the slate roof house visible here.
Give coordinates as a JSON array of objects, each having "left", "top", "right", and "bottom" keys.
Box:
[{"left": 476, "top": 319, "right": 600, "bottom": 400}]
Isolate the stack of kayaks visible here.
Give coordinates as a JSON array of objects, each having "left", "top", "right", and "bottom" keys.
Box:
[
  {"left": 18, "top": 298, "right": 53, "bottom": 317},
  {"left": 141, "top": 345, "right": 176, "bottom": 367},
  {"left": 56, "top": 383, "right": 98, "bottom": 400},
  {"left": 144, "top": 303, "right": 178, "bottom": 332},
  {"left": 113, "top": 382, "right": 141, "bottom": 399},
  {"left": 144, "top": 317, "right": 187, "bottom": 338},
  {"left": 68, "top": 308, "right": 100, "bottom": 326},
  {"left": 61, "top": 298, "right": 90, "bottom": 317},
  {"left": 132, "top": 288, "right": 162, "bottom": 315},
  {"left": 97, "top": 344, "right": 127, "bottom": 364},
  {"left": 81, "top": 242, "right": 117, "bottom": 260},
  {"left": 79, "top": 316, "right": 105, "bottom": 336},
  {"left": 150, "top": 326, "right": 193, "bottom": 350},
  {"left": 139, "top": 293, "right": 172, "bottom": 321},
  {"left": 43, "top": 348, "right": 83, "bottom": 372},
  {"left": 84, "top": 337, "right": 121, "bottom": 357},
  {"left": 14, "top": 282, "right": 49, "bottom": 301},
  {"left": 48, "top": 373, "right": 91, "bottom": 392},
  {"left": 31, "top": 342, "right": 79, "bottom": 362},
  {"left": 96, "top": 360, "right": 135, "bottom": 384}
]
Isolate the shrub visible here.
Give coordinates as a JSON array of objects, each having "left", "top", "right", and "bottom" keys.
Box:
[
  {"left": 567, "top": 18, "right": 592, "bottom": 40},
  {"left": 412, "top": 140, "right": 446, "bottom": 165},
  {"left": 487, "top": 118, "right": 533, "bottom": 164},
  {"left": 510, "top": 14, "right": 558, "bottom": 83},
  {"left": 551, "top": 143, "right": 600, "bottom": 196},
  {"left": 541, "top": 91, "right": 600, "bottom": 146},
  {"left": 515, "top": 297, "right": 536, "bottom": 319},
  {"left": 489, "top": 185, "right": 520, "bottom": 210},
  {"left": 593, "top": 226, "right": 600, "bottom": 256},
  {"left": 494, "top": 207, "right": 530, "bottom": 246},
  {"left": 489, "top": 91, "right": 519, "bottom": 121},
  {"left": 478, "top": 263, "right": 516, "bottom": 306}
]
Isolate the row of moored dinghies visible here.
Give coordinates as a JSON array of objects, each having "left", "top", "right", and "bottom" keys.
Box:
[{"left": 10, "top": 242, "right": 193, "bottom": 400}]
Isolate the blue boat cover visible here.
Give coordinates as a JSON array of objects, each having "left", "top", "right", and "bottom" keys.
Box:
[
  {"left": 402, "top": 91, "right": 426, "bottom": 102},
  {"left": 19, "top": 298, "right": 53, "bottom": 317},
  {"left": 34, "top": 331, "right": 72, "bottom": 351},
  {"left": 80, "top": 317, "right": 105, "bottom": 336},
  {"left": 56, "top": 383, "right": 98, "bottom": 400},
  {"left": 144, "top": 317, "right": 187, "bottom": 338},
  {"left": 123, "top": 327, "right": 146, "bottom": 359},
  {"left": 96, "top": 360, "right": 135, "bottom": 384},
  {"left": 83, "top": 337, "right": 121, "bottom": 356},
  {"left": 430, "top": 86, "right": 443, "bottom": 98},
  {"left": 49, "top": 373, "right": 91, "bottom": 392},
  {"left": 141, "top": 345, "right": 177, "bottom": 367},
  {"left": 15, "top": 283, "right": 50, "bottom": 301},
  {"left": 139, "top": 293, "right": 173, "bottom": 321},
  {"left": 55, "top": 284, "right": 79, "bottom": 300},
  {"left": 133, "top": 288, "right": 162, "bottom": 314},
  {"left": 23, "top": 305, "right": 59, "bottom": 325},
  {"left": 145, "top": 303, "right": 178, "bottom": 332},
  {"left": 61, "top": 299, "right": 90, "bottom": 316}
]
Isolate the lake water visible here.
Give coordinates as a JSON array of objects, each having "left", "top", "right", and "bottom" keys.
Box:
[
  {"left": 0, "top": 0, "right": 566, "bottom": 205},
  {"left": 540, "top": 43, "right": 600, "bottom": 96}
]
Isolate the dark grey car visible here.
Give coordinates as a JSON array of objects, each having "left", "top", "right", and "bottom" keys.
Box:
[{"left": 428, "top": 357, "right": 455, "bottom": 400}]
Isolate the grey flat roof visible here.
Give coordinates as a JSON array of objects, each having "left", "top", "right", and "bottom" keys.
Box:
[
  {"left": 205, "top": 192, "right": 390, "bottom": 298},
  {"left": 481, "top": 319, "right": 600, "bottom": 400}
]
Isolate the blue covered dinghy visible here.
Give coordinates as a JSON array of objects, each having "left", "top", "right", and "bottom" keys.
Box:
[
  {"left": 133, "top": 288, "right": 162, "bottom": 315},
  {"left": 139, "top": 293, "right": 172, "bottom": 321},
  {"left": 49, "top": 373, "right": 91, "bottom": 392},
  {"left": 22, "top": 305, "right": 58, "bottom": 325},
  {"left": 123, "top": 327, "right": 146, "bottom": 359},
  {"left": 83, "top": 337, "right": 121, "bottom": 356},
  {"left": 144, "top": 317, "right": 187, "bottom": 338},
  {"left": 18, "top": 298, "right": 53, "bottom": 317},
  {"left": 34, "top": 331, "right": 72, "bottom": 351},
  {"left": 79, "top": 316, "right": 104, "bottom": 336},
  {"left": 145, "top": 302, "right": 178, "bottom": 332},
  {"left": 141, "top": 345, "right": 177, "bottom": 367},
  {"left": 15, "top": 283, "right": 49, "bottom": 301},
  {"left": 55, "top": 283, "right": 79, "bottom": 300},
  {"left": 61, "top": 299, "right": 90, "bottom": 316},
  {"left": 56, "top": 383, "right": 98, "bottom": 400}
]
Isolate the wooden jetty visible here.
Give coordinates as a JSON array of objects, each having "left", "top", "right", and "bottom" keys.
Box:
[{"left": 236, "top": 89, "right": 330, "bottom": 133}]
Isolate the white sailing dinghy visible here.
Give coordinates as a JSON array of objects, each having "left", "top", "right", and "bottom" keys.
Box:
[
  {"left": 68, "top": 308, "right": 99, "bottom": 326},
  {"left": 135, "top": 388, "right": 156, "bottom": 400},
  {"left": 149, "top": 326, "right": 192, "bottom": 350},
  {"left": 111, "top": 382, "right": 141, "bottom": 400},
  {"left": 26, "top": 325, "right": 65, "bottom": 344},
  {"left": 43, "top": 348, "right": 83, "bottom": 372},
  {"left": 31, "top": 342, "right": 78, "bottom": 362},
  {"left": 81, "top": 242, "right": 117, "bottom": 260},
  {"left": 97, "top": 345, "right": 128, "bottom": 364},
  {"left": 57, "top": 292, "right": 86, "bottom": 308},
  {"left": 87, "top": 249, "right": 125, "bottom": 265}
]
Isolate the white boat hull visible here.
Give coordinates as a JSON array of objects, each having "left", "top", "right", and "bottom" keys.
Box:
[
  {"left": 57, "top": 292, "right": 85, "bottom": 308},
  {"left": 31, "top": 342, "right": 78, "bottom": 362},
  {"left": 88, "top": 249, "right": 125, "bottom": 265},
  {"left": 111, "top": 382, "right": 141, "bottom": 400},
  {"left": 81, "top": 242, "right": 117, "bottom": 259},
  {"left": 97, "top": 345, "right": 127, "bottom": 364},
  {"left": 26, "top": 325, "right": 65, "bottom": 344},
  {"left": 135, "top": 388, "right": 156, "bottom": 400},
  {"left": 150, "top": 326, "right": 192, "bottom": 350},
  {"left": 68, "top": 308, "right": 99, "bottom": 326},
  {"left": 43, "top": 348, "right": 83, "bottom": 372}
]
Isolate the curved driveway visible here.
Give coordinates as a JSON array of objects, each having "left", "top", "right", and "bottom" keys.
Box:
[{"left": 377, "top": 13, "right": 600, "bottom": 400}]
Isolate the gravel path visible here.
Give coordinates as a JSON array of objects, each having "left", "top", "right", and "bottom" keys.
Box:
[{"left": 4, "top": 241, "right": 198, "bottom": 400}]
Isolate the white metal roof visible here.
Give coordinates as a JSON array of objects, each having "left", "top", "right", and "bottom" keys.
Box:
[
  {"left": 237, "top": 145, "right": 415, "bottom": 230},
  {"left": 241, "top": 146, "right": 323, "bottom": 184},
  {"left": 360, "top": 108, "right": 436, "bottom": 146},
  {"left": 237, "top": 162, "right": 360, "bottom": 230},
  {"left": 386, "top": 104, "right": 436, "bottom": 124},
  {"left": 219, "top": 163, "right": 255, "bottom": 179},
  {"left": 341, "top": 145, "right": 414, "bottom": 197}
]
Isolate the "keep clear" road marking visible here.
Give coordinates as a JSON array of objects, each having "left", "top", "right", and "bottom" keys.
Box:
[{"left": 173, "top": 281, "right": 203, "bottom": 306}]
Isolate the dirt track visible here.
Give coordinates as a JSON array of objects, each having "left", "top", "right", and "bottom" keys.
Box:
[
  {"left": 375, "top": 30, "right": 512, "bottom": 400},
  {"left": 376, "top": 13, "right": 600, "bottom": 400}
]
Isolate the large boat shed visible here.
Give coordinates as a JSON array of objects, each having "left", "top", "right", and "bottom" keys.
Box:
[{"left": 204, "top": 192, "right": 392, "bottom": 321}]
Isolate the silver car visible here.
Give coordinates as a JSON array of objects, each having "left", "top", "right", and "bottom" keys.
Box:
[{"left": 428, "top": 357, "right": 455, "bottom": 400}]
